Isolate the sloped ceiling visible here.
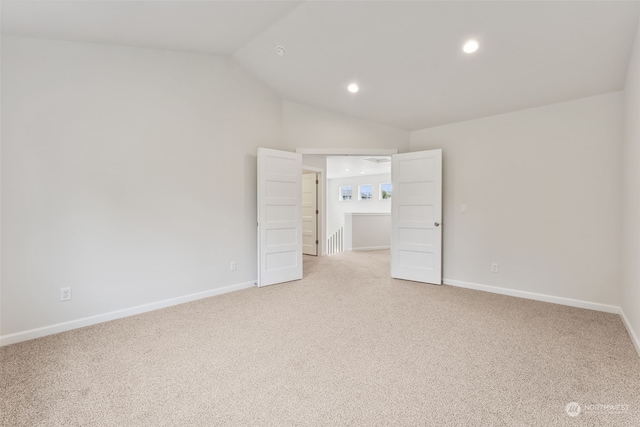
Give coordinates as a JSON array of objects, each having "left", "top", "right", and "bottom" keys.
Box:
[
  {"left": 0, "top": 1, "right": 303, "bottom": 55},
  {"left": 3, "top": 1, "right": 639, "bottom": 130}
]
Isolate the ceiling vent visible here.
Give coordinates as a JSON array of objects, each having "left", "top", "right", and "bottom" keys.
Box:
[{"left": 363, "top": 158, "right": 391, "bottom": 164}]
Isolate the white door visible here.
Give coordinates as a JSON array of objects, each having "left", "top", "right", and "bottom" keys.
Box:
[
  {"left": 257, "top": 148, "right": 303, "bottom": 287},
  {"left": 302, "top": 172, "right": 318, "bottom": 256},
  {"left": 391, "top": 149, "right": 442, "bottom": 284}
]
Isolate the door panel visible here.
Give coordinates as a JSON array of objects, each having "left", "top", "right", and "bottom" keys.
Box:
[
  {"left": 257, "top": 148, "right": 303, "bottom": 287},
  {"left": 391, "top": 149, "right": 442, "bottom": 284},
  {"left": 302, "top": 172, "right": 318, "bottom": 256}
]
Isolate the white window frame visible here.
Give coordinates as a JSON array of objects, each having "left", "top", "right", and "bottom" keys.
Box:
[
  {"left": 358, "top": 184, "right": 373, "bottom": 201},
  {"left": 339, "top": 185, "right": 352, "bottom": 201},
  {"left": 380, "top": 183, "right": 392, "bottom": 200}
]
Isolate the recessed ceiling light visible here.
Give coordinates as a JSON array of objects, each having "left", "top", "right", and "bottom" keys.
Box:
[
  {"left": 463, "top": 40, "right": 479, "bottom": 54},
  {"left": 360, "top": 171, "right": 365, "bottom": 174},
  {"left": 275, "top": 46, "right": 286, "bottom": 57},
  {"left": 348, "top": 83, "right": 359, "bottom": 93}
]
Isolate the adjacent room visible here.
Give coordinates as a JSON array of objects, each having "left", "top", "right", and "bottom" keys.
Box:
[
  {"left": 326, "top": 156, "right": 392, "bottom": 255},
  {"left": 2, "top": 1, "right": 640, "bottom": 425}
]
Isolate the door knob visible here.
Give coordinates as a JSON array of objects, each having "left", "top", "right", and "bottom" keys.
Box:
[{"left": 434, "top": 222, "right": 440, "bottom": 227}]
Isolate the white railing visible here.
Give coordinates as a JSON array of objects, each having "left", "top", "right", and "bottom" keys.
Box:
[{"left": 327, "top": 226, "right": 344, "bottom": 255}]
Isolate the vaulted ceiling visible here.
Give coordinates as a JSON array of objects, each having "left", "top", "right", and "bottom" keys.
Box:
[{"left": 3, "top": 1, "right": 639, "bottom": 131}]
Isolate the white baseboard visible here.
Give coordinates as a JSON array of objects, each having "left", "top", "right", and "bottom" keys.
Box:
[
  {"left": 0, "top": 281, "right": 256, "bottom": 347},
  {"left": 620, "top": 307, "right": 640, "bottom": 358},
  {"left": 351, "top": 246, "right": 390, "bottom": 252},
  {"left": 443, "top": 278, "right": 620, "bottom": 314}
]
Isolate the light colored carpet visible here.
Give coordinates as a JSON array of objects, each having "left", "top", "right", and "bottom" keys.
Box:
[{"left": 1, "top": 250, "right": 639, "bottom": 426}]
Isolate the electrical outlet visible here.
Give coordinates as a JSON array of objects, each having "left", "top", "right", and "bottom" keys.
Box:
[
  {"left": 60, "top": 287, "right": 72, "bottom": 301},
  {"left": 491, "top": 263, "right": 499, "bottom": 273},
  {"left": 230, "top": 261, "right": 237, "bottom": 271}
]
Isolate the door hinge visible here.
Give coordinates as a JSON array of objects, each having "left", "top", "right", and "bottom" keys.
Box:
[
  {"left": 316, "top": 180, "right": 319, "bottom": 184},
  {"left": 316, "top": 240, "right": 319, "bottom": 244},
  {"left": 316, "top": 210, "right": 319, "bottom": 214}
]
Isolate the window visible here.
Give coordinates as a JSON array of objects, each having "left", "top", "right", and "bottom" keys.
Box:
[
  {"left": 358, "top": 184, "right": 373, "bottom": 200},
  {"left": 380, "top": 183, "right": 392, "bottom": 200},
  {"left": 339, "top": 185, "right": 352, "bottom": 201}
]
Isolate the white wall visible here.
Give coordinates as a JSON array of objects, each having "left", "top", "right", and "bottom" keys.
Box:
[
  {"left": 622, "top": 22, "right": 640, "bottom": 352},
  {"left": 410, "top": 93, "right": 623, "bottom": 308},
  {"left": 283, "top": 100, "right": 410, "bottom": 152},
  {"left": 1, "top": 37, "right": 286, "bottom": 337},
  {"left": 1, "top": 37, "right": 413, "bottom": 342},
  {"left": 327, "top": 173, "right": 391, "bottom": 237},
  {"left": 344, "top": 213, "right": 391, "bottom": 251},
  {"left": 302, "top": 154, "right": 326, "bottom": 171},
  {"left": 2, "top": 35, "right": 631, "bottom": 346}
]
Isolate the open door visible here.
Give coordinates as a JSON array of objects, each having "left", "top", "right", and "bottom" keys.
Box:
[
  {"left": 391, "top": 149, "right": 442, "bottom": 284},
  {"left": 302, "top": 172, "right": 318, "bottom": 256},
  {"left": 257, "top": 148, "right": 303, "bottom": 287}
]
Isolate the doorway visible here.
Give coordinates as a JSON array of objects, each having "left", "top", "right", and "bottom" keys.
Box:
[
  {"left": 302, "top": 171, "right": 318, "bottom": 256},
  {"left": 257, "top": 147, "right": 442, "bottom": 287},
  {"left": 325, "top": 156, "right": 393, "bottom": 255}
]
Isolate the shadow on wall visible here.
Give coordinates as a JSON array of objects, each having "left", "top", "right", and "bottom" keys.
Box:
[{"left": 245, "top": 154, "right": 258, "bottom": 279}]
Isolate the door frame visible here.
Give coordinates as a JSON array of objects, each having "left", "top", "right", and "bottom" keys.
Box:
[
  {"left": 302, "top": 166, "right": 325, "bottom": 256},
  {"left": 296, "top": 148, "right": 399, "bottom": 257},
  {"left": 296, "top": 148, "right": 398, "bottom": 156}
]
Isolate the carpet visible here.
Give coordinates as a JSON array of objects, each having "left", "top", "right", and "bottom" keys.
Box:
[{"left": 1, "top": 250, "right": 639, "bottom": 426}]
